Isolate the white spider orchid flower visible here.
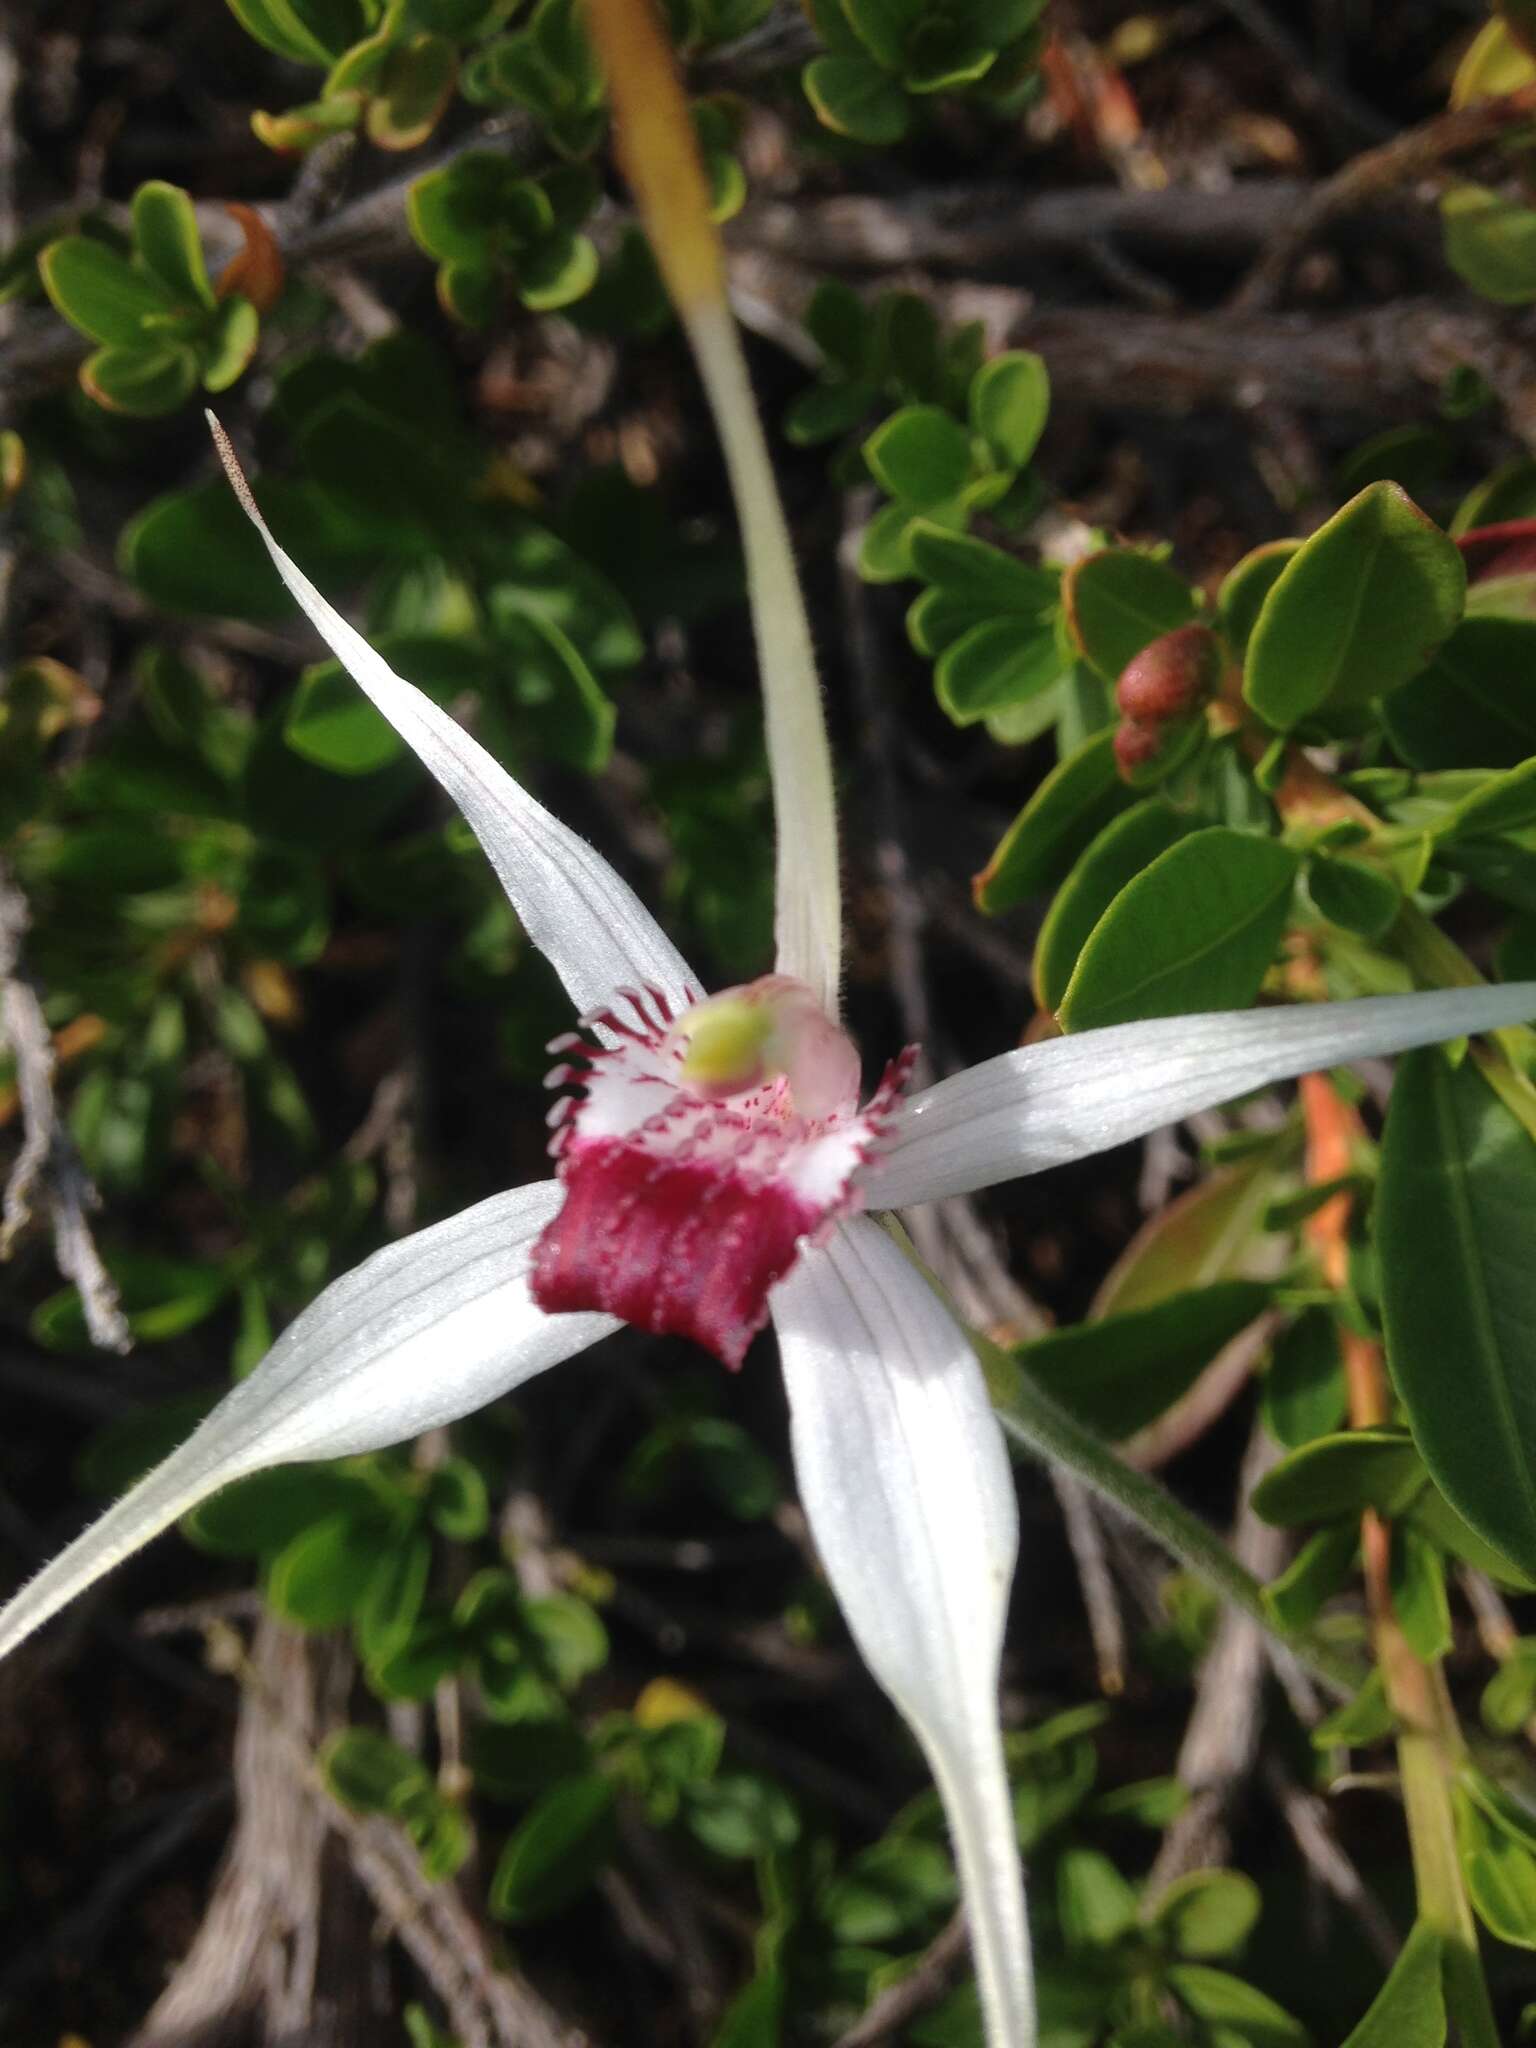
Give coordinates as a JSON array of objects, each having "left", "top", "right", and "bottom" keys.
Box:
[{"left": 0, "top": 428, "right": 1533, "bottom": 2048}]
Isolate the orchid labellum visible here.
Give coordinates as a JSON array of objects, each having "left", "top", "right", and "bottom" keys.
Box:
[{"left": 5, "top": 19, "right": 1536, "bottom": 2048}]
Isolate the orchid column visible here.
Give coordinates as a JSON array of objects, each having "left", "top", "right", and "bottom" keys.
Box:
[{"left": 576, "top": 2, "right": 1035, "bottom": 2036}]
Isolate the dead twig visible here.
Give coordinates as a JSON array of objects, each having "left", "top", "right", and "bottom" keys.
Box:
[
  {"left": 0, "top": 863, "right": 130, "bottom": 1351},
  {"left": 1230, "top": 82, "right": 1536, "bottom": 312},
  {"left": 1146, "top": 1425, "right": 1288, "bottom": 1891},
  {"left": 830, "top": 1909, "right": 969, "bottom": 2048}
]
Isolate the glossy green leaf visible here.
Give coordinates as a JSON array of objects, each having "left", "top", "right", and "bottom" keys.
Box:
[
  {"left": 1059, "top": 828, "right": 1298, "bottom": 1032},
  {"left": 519, "top": 231, "right": 598, "bottom": 311},
  {"left": 934, "top": 616, "right": 1059, "bottom": 725},
  {"left": 684, "top": 1773, "right": 800, "bottom": 1859},
  {"left": 1441, "top": 756, "right": 1536, "bottom": 839},
  {"left": 356, "top": 1529, "right": 433, "bottom": 1665},
  {"left": 1217, "top": 539, "right": 1301, "bottom": 652},
  {"left": 1385, "top": 618, "right": 1536, "bottom": 769},
  {"left": 1379, "top": 1048, "right": 1536, "bottom": 1580},
  {"left": 226, "top": 0, "right": 365, "bottom": 64},
  {"left": 803, "top": 54, "right": 909, "bottom": 144},
  {"left": 1252, "top": 1428, "right": 1425, "bottom": 1526},
  {"left": 131, "top": 181, "right": 213, "bottom": 307},
  {"left": 285, "top": 657, "right": 404, "bottom": 773},
  {"left": 906, "top": 520, "right": 1056, "bottom": 610},
  {"left": 490, "top": 1773, "right": 618, "bottom": 1922},
  {"left": 80, "top": 344, "right": 200, "bottom": 416},
  {"left": 1015, "top": 1282, "right": 1272, "bottom": 1442},
  {"left": 863, "top": 404, "right": 972, "bottom": 509},
  {"left": 968, "top": 349, "right": 1049, "bottom": 469},
  {"left": 1149, "top": 1869, "right": 1261, "bottom": 1959},
  {"left": 1482, "top": 1646, "right": 1536, "bottom": 1735},
  {"left": 366, "top": 32, "right": 458, "bottom": 151},
  {"left": 1261, "top": 1309, "right": 1347, "bottom": 1449},
  {"left": 1304, "top": 851, "right": 1402, "bottom": 940},
  {"left": 1063, "top": 548, "right": 1199, "bottom": 686},
  {"left": 1034, "top": 800, "right": 1194, "bottom": 1013},
  {"left": 40, "top": 237, "right": 175, "bottom": 345},
  {"left": 1313, "top": 1670, "right": 1395, "bottom": 1749},
  {"left": 1338, "top": 1921, "right": 1444, "bottom": 2048},
  {"left": 973, "top": 728, "right": 1131, "bottom": 914},
  {"left": 1244, "top": 483, "right": 1466, "bottom": 727}
]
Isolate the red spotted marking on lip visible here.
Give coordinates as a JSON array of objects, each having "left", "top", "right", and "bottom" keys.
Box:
[{"left": 529, "top": 983, "right": 916, "bottom": 1368}]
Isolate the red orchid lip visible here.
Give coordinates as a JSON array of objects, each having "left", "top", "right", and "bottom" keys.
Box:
[{"left": 530, "top": 982, "right": 917, "bottom": 1367}]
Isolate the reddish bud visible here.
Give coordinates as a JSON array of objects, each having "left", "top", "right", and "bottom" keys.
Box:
[
  {"left": 1115, "top": 623, "right": 1221, "bottom": 723},
  {"left": 1114, "top": 719, "right": 1163, "bottom": 780}
]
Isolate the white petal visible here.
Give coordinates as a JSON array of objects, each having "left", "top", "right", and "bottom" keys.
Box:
[
  {"left": 772, "top": 1218, "right": 1033, "bottom": 2048},
  {"left": 682, "top": 309, "right": 843, "bottom": 1016},
  {"left": 863, "top": 983, "right": 1536, "bottom": 1208},
  {"left": 0, "top": 1182, "right": 613, "bottom": 1662},
  {"left": 206, "top": 416, "right": 695, "bottom": 1018}
]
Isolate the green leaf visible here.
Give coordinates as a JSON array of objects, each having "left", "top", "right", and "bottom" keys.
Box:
[
  {"left": 973, "top": 728, "right": 1132, "bottom": 914},
  {"left": 968, "top": 350, "right": 1049, "bottom": 468},
  {"left": 268, "top": 1510, "right": 388, "bottom": 1629},
  {"left": 1443, "top": 183, "right": 1536, "bottom": 304},
  {"left": 1015, "top": 1282, "right": 1273, "bottom": 1442},
  {"left": 131, "top": 181, "right": 213, "bottom": 307},
  {"left": 1261, "top": 1309, "right": 1347, "bottom": 1450},
  {"left": 1149, "top": 1869, "right": 1261, "bottom": 1959},
  {"left": 684, "top": 1773, "right": 801, "bottom": 1858},
  {"left": 1033, "top": 801, "right": 1194, "bottom": 1013},
  {"left": 321, "top": 1727, "right": 431, "bottom": 1813},
  {"left": 518, "top": 231, "right": 599, "bottom": 311},
  {"left": 1379, "top": 1048, "right": 1536, "bottom": 1581},
  {"left": 1057, "top": 1847, "right": 1138, "bottom": 1949},
  {"left": 1458, "top": 1788, "right": 1536, "bottom": 1946},
  {"left": 226, "top": 0, "right": 364, "bottom": 64},
  {"left": 80, "top": 344, "right": 200, "bottom": 417},
  {"left": 366, "top": 31, "right": 458, "bottom": 151},
  {"left": 821, "top": 1837, "right": 956, "bottom": 1943},
  {"left": 1244, "top": 483, "right": 1466, "bottom": 728},
  {"left": 803, "top": 53, "right": 909, "bottom": 144},
  {"left": 1313, "top": 1670, "right": 1395, "bottom": 1749},
  {"left": 120, "top": 481, "right": 303, "bottom": 621},
  {"left": 1440, "top": 755, "right": 1536, "bottom": 839},
  {"left": 785, "top": 376, "right": 880, "bottom": 447},
  {"left": 183, "top": 1466, "right": 375, "bottom": 1555},
  {"left": 863, "top": 404, "right": 972, "bottom": 509},
  {"left": 285, "top": 658, "right": 404, "bottom": 774},
  {"left": 1304, "top": 852, "right": 1402, "bottom": 940},
  {"left": 841, "top": 0, "right": 921, "bottom": 67},
  {"left": 356, "top": 1529, "right": 433, "bottom": 1665},
  {"left": 523, "top": 1592, "right": 608, "bottom": 1688},
  {"left": 426, "top": 1457, "right": 489, "bottom": 1540},
  {"left": 201, "top": 294, "right": 260, "bottom": 393},
  {"left": 934, "top": 616, "right": 1059, "bottom": 725},
  {"left": 1385, "top": 617, "right": 1536, "bottom": 769},
  {"left": 470, "top": 1717, "right": 590, "bottom": 1801},
  {"left": 1058, "top": 828, "right": 1298, "bottom": 1032},
  {"left": 906, "top": 520, "right": 1056, "bottom": 610},
  {"left": 39, "top": 236, "right": 175, "bottom": 345},
  {"left": 489, "top": 1773, "right": 617, "bottom": 1921},
  {"left": 1339, "top": 1924, "right": 1444, "bottom": 2048},
  {"left": 76, "top": 1391, "right": 222, "bottom": 1500},
  {"left": 1166, "top": 1964, "right": 1310, "bottom": 2045},
  {"left": 1389, "top": 1525, "right": 1453, "bottom": 1661},
  {"left": 1218, "top": 539, "right": 1303, "bottom": 652},
  {"left": 1063, "top": 548, "right": 1199, "bottom": 686},
  {"left": 1483, "top": 1647, "right": 1536, "bottom": 1735},
  {"left": 804, "top": 278, "right": 871, "bottom": 374},
  {"left": 1264, "top": 1523, "right": 1356, "bottom": 1634},
  {"left": 1253, "top": 1428, "right": 1425, "bottom": 1526}
]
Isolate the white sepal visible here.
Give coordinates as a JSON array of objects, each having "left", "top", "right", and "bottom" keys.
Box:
[
  {"left": 206, "top": 415, "right": 696, "bottom": 1018},
  {"left": 772, "top": 1218, "right": 1033, "bottom": 2048},
  {"left": 0, "top": 1182, "right": 613, "bottom": 1662},
  {"left": 864, "top": 983, "right": 1536, "bottom": 1208}
]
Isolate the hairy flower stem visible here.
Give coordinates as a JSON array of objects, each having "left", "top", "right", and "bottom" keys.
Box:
[
  {"left": 581, "top": 0, "right": 842, "bottom": 1016},
  {"left": 1303, "top": 1074, "right": 1497, "bottom": 2045},
  {"left": 974, "top": 1328, "right": 1367, "bottom": 1698}
]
